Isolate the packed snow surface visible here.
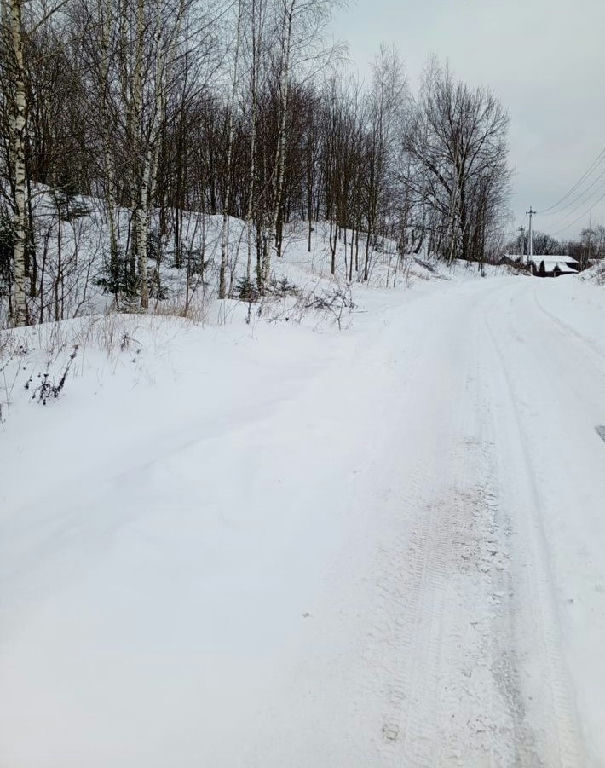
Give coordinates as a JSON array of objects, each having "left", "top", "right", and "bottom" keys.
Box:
[{"left": 1, "top": 272, "right": 605, "bottom": 766}]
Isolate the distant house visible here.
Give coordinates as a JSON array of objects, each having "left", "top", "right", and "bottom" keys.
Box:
[
  {"left": 501, "top": 254, "right": 581, "bottom": 276},
  {"left": 527, "top": 255, "right": 580, "bottom": 277}
]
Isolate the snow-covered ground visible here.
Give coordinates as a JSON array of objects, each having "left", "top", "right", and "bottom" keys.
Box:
[{"left": 1, "top": 268, "right": 605, "bottom": 766}]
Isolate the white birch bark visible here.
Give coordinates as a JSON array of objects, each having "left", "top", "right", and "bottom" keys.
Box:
[
  {"left": 132, "top": 0, "right": 147, "bottom": 307},
  {"left": 219, "top": 0, "right": 243, "bottom": 299},
  {"left": 8, "top": 0, "right": 28, "bottom": 325},
  {"left": 245, "top": 0, "right": 259, "bottom": 285},
  {"left": 100, "top": 0, "right": 118, "bottom": 269},
  {"left": 264, "top": 0, "right": 295, "bottom": 285},
  {"left": 133, "top": 0, "right": 184, "bottom": 310}
]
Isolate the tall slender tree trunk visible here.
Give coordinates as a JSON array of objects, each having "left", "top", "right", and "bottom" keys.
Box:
[
  {"left": 8, "top": 0, "right": 28, "bottom": 325},
  {"left": 132, "top": 0, "right": 146, "bottom": 304},
  {"left": 133, "top": 0, "right": 184, "bottom": 309},
  {"left": 136, "top": 147, "right": 152, "bottom": 309},
  {"left": 306, "top": 112, "right": 314, "bottom": 253},
  {"left": 447, "top": 183, "right": 459, "bottom": 265},
  {"left": 265, "top": 0, "right": 295, "bottom": 284},
  {"left": 100, "top": 0, "right": 119, "bottom": 286},
  {"left": 26, "top": 172, "right": 36, "bottom": 296},
  {"left": 219, "top": 0, "right": 243, "bottom": 299},
  {"left": 246, "top": 0, "right": 261, "bottom": 286}
]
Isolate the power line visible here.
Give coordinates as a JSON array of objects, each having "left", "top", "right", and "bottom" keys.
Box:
[
  {"left": 541, "top": 163, "right": 605, "bottom": 218},
  {"left": 551, "top": 189, "right": 605, "bottom": 236},
  {"left": 540, "top": 143, "right": 605, "bottom": 215}
]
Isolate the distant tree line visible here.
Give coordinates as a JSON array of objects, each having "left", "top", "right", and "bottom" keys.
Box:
[{"left": 0, "top": 0, "right": 512, "bottom": 326}]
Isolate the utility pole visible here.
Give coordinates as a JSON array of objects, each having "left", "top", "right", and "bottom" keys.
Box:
[
  {"left": 526, "top": 206, "right": 536, "bottom": 260},
  {"left": 517, "top": 226, "right": 525, "bottom": 256}
]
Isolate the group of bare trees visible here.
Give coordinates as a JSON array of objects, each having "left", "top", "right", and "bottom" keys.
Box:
[
  {"left": 0, "top": 0, "right": 512, "bottom": 327},
  {"left": 405, "top": 62, "right": 510, "bottom": 266}
]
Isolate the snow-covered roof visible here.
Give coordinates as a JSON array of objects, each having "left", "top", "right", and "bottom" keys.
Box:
[
  {"left": 531, "top": 259, "right": 578, "bottom": 274},
  {"left": 513, "top": 254, "right": 580, "bottom": 274},
  {"left": 508, "top": 254, "right": 580, "bottom": 268},
  {"left": 532, "top": 255, "right": 578, "bottom": 264}
]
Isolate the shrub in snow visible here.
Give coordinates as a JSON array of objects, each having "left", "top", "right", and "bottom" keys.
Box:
[
  {"left": 303, "top": 286, "right": 355, "bottom": 313},
  {"left": 267, "top": 277, "right": 299, "bottom": 298},
  {"left": 235, "top": 276, "right": 298, "bottom": 303},
  {"left": 25, "top": 345, "right": 78, "bottom": 405},
  {"left": 267, "top": 285, "right": 356, "bottom": 330},
  {"left": 235, "top": 276, "right": 260, "bottom": 303},
  {"left": 96, "top": 247, "right": 139, "bottom": 302}
]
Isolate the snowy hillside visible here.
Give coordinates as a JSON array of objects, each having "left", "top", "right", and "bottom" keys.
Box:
[{"left": 3, "top": 188, "right": 500, "bottom": 326}]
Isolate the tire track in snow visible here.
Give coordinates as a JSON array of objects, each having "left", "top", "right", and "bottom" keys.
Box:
[
  {"left": 374, "top": 305, "right": 541, "bottom": 766},
  {"left": 484, "top": 312, "right": 586, "bottom": 768},
  {"left": 456, "top": 334, "right": 541, "bottom": 767},
  {"left": 532, "top": 288, "right": 605, "bottom": 373}
]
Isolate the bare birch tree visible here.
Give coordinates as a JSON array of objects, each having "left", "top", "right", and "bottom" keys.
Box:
[
  {"left": 4, "top": 0, "right": 28, "bottom": 324},
  {"left": 219, "top": 0, "right": 243, "bottom": 299}
]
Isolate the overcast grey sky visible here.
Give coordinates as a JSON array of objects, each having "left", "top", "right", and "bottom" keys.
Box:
[{"left": 329, "top": 0, "right": 605, "bottom": 241}]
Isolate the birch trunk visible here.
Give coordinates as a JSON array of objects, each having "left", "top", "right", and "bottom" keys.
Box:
[
  {"left": 132, "top": 0, "right": 147, "bottom": 307},
  {"left": 8, "top": 0, "right": 28, "bottom": 325},
  {"left": 219, "top": 0, "right": 243, "bottom": 299},
  {"left": 264, "top": 0, "right": 295, "bottom": 285},
  {"left": 99, "top": 0, "right": 119, "bottom": 290},
  {"left": 133, "top": 0, "right": 184, "bottom": 309},
  {"left": 246, "top": 0, "right": 260, "bottom": 286},
  {"left": 136, "top": 146, "right": 153, "bottom": 308},
  {"left": 245, "top": 92, "right": 257, "bottom": 286}
]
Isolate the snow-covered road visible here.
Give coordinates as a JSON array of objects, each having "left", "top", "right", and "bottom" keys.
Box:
[{"left": 1, "top": 275, "right": 605, "bottom": 766}]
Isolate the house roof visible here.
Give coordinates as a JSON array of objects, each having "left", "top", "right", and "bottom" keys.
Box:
[
  {"left": 505, "top": 254, "right": 581, "bottom": 273},
  {"left": 531, "top": 255, "right": 579, "bottom": 264},
  {"left": 507, "top": 254, "right": 580, "bottom": 265},
  {"left": 512, "top": 255, "right": 580, "bottom": 273},
  {"left": 529, "top": 257, "right": 579, "bottom": 274}
]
